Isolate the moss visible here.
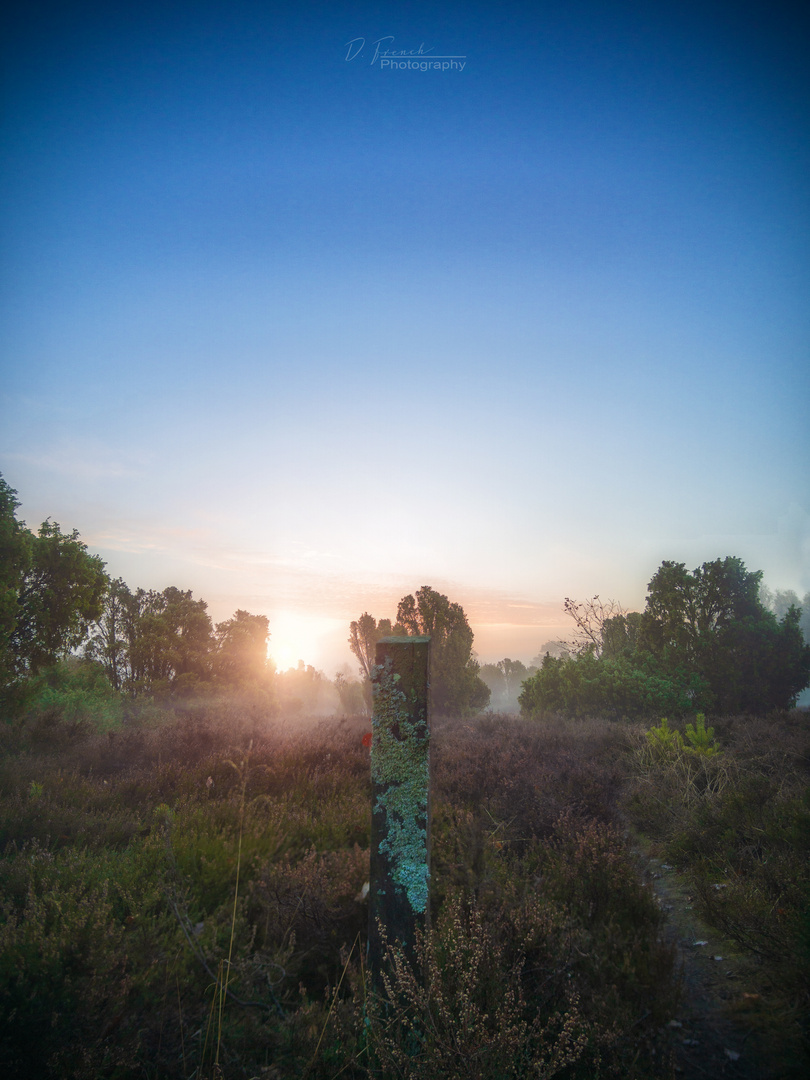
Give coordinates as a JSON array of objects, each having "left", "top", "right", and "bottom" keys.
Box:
[{"left": 371, "top": 659, "right": 430, "bottom": 913}]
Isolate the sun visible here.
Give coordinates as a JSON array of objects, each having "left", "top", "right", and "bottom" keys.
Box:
[
  {"left": 269, "top": 643, "right": 301, "bottom": 673},
  {"left": 266, "top": 609, "right": 319, "bottom": 672},
  {"left": 265, "top": 609, "right": 352, "bottom": 675}
]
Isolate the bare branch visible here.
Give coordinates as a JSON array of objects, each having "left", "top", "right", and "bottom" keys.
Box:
[{"left": 562, "top": 595, "right": 627, "bottom": 656}]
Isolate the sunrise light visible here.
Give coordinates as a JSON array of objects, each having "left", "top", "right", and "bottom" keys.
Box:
[
  {"left": 267, "top": 610, "right": 350, "bottom": 675},
  {"left": 1, "top": 5, "right": 808, "bottom": 1073}
]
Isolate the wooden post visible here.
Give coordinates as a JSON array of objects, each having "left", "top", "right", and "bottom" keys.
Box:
[{"left": 368, "top": 635, "right": 431, "bottom": 986}]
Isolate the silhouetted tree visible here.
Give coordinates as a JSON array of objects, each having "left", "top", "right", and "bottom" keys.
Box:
[
  {"left": 530, "top": 641, "right": 570, "bottom": 666},
  {"left": 213, "top": 610, "right": 270, "bottom": 685},
  {"left": 349, "top": 587, "right": 490, "bottom": 714},
  {"left": 480, "top": 658, "right": 530, "bottom": 711},
  {"left": 600, "top": 612, "right": 643, "bottom": 660},
  {"left": 497, "top": 658, "right": 529, "bottom": 700},
  {"left": 348, "top": 612, "right": 395, "bottom": 680},
  {"left": 334, "top": 668, "right": 368, "bottom": 714},
  {"left": 276, "top": 660, "right": 329, "bottom": 714},
  {"left": 396, "top": 586, "right": 490, "bottom": 714},
  {"left": 563, "top": 595, "right": 627, "bottom": 656},
  {"left": 639, "top": 557, "right": 809, "bottom": 712}
]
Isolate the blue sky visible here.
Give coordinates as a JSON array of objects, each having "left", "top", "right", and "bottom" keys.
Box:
[{"left": 2, "top": 0, "right": 808, "bottom": 673}]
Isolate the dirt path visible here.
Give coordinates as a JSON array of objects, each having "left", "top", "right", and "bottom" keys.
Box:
[{"left": 643, "top": 855, "right": 771, "bottom": 1079}]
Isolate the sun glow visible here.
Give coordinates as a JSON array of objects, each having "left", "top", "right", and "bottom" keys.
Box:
[
  {"left": 269, "top": 643, "right": 301, "bottom": 673},
  {"left": 267, "top": 610, "right": 349, "bottom": 674}
]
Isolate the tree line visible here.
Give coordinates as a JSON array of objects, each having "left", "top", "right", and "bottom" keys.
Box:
[
  {"left": 519, "top": 558, "right": 810, "bottom": 718},
  {"left": 1, "top": 474, "right": 271, "bottom": 698},
  {"left": 4, "top": 473, "right": 808, "bottom": 718}
]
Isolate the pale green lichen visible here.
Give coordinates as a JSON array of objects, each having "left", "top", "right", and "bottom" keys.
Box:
[{"left": 371, "top": 658, "right": 430, "bottom": 913}]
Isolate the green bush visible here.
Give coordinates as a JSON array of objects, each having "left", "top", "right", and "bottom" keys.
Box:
[
  {"left": 19, "top": 659, "right": 123, "bottom": 740},
  {"left": 519, "top": 651, "right": 708, "bottom": 720}
]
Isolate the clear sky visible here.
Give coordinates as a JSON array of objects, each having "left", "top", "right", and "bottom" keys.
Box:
[{"left": 2, "top": 0, "right": 808, "bottom": 674}]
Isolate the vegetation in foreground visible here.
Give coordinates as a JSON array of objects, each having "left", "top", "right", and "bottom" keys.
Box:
[
  {"left": 2, "top": 471, "right": 809, "bottom": 1076},
  {"left": 627, "top": 708, "right": 810, "bottom": 1076},
  {"left": 1, "top": 687, "right": 808, "bottom": 1079}
]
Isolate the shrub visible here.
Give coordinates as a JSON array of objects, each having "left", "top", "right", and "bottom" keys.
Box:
[
  {"left": 519, "top": 651, "right": 708, "bottom": 720},
  {"left": 15, "top": 659, "right": 124, "bottom": 745},
  {"left": 367, "top": 892, "right": 590, "bottom": 1079}
]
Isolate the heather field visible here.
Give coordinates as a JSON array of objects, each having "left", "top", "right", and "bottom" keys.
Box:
[{"left": 1, "top": 699, "right": 808, "bottom": 1080}]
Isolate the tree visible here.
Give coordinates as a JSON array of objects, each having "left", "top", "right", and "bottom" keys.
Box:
[
  {"left": 348, "top": 612, "right": 396, "bottom": 710},
  {"left": 84, "top": 577, "right": 134, "bottom": 690},
  {"left": 530, "top": 641, "right": 570, "bottom": 666},
  {"left": 498, "top": 658, "right": 529, "bottom": 700},
  {"left": 334, "top": 668, "right": 368, "bottom": 715},
  {"left": 88, "top": 586, "right": 271, "bottom": 695},
  {"left": 600, "top": 612, "right": 643, "bottom": 660},
  {"left": 640, "top": 557, "right": 762, "bottom": 660},
  {"left": 126, "top": 587, "right": 213, "bottom": 691},
  {"left": 276, "top": 660, "right": 329, "bottom": 715},
  {"left": 10, "top": 519, "right": 107, "bottom": 676},
  {"left": 348, "top": 587, "right": 490, "bottom": 715},
  {"left": 396, "top": 586, "right": 490, "bottom": 714},
  {"left": 478, "top": 662, "right": 504, "bottom": 698},
  {"left": 0, "top": 475, "right": 32, "bottom": 686},
  {"left": 348, "top": 612, "right": 395, "bottom": 680},
  {"left": 759, "top": 586, "right": 802, "bottom": 622},
  {"left": 521, "top": 556, "right": 810, "bottom": 720},
  {"left": 479, "top": 658, "right": 530, "bottom": 711},
  {"left": 714, "top": 603, "right": 809, "bottom": 713},
  {"left": 563, "top": 595, "right": 627, "bottom": 656},
  {"left": 213, "top": 610, "right": 270, "bottom": 685},
  {"left": 640, "top": 557, "right": 810, "bottom": 713}
]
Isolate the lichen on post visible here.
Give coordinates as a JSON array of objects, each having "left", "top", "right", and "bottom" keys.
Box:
[{"left": 368, "top": 635, "right": 431, "bottom": 984}]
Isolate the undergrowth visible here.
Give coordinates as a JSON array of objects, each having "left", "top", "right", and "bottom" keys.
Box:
[
  {"left": 0, "top": 698, "right": 805, "bottom": 1077},
  {"left": 625, "top": 709, "right": 810, "bottom": 1076}
]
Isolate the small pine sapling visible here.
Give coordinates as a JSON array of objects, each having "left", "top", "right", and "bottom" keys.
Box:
[
  {"left": 645, "top": 717, "right": 684, "bottom": 755},
  {"left": 683, "top": 713, "right": 720, "bottom": 757}
]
